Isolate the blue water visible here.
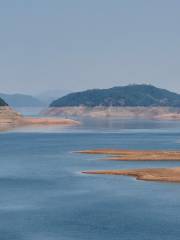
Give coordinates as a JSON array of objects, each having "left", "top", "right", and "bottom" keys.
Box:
[{"left": 1, "top": 118, "right": 180, "bottom": 239}]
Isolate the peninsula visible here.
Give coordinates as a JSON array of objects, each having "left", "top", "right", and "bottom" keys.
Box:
[{"left": 0, "top": 103, "right": 79, "bottom": 131}]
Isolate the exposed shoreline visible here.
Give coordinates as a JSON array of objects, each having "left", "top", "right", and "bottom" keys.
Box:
[
  {"left": 0, "top": 106, "right": 79, "bottom": 131},
  {"left": 21, "top": 117, "right": 79, "bottom": 126},
  {"left": 44, "top": 106, "right": 180, "bottom": 120},
  {"left": 78, "top": 149, "right": 180, "bottom": 161},
  {"left": 82, "top": 167, "right": 180, "bottom": 183},
  {"left": 79, "top": 149, "right": 180, "bottom": 183}
]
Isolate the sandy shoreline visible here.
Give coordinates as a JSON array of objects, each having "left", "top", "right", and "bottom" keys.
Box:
[
  {"left": 44, "top": 106, "right": 180, "bottom": 120},
  {"left": 78, "top": 149, "right": 180, "bottom": 161},
  {"left": 82, "top": 167, "right": 180, "bottom": 183},
  {"left": 21, "top": 117, "right": 79, "bottom": 126},
  {"left": 0, "top": 106, "right": 79, "bottom": 131},
  {"left": 79, "top": 149, "right": 180, "bottom": 183}
]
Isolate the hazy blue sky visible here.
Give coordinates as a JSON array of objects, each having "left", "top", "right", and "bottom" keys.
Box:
[{"left": 0, "top": 0, "right": 180, "bottom": 94}]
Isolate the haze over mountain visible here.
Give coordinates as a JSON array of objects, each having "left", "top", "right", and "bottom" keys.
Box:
[
  {"left": 50, "top": 84, "right": 180, "bottom": 107},
  {"left": 1, "top": 1, "right": 180, "bottom": 94},
  {"left": 37, "top": 89, "right": 70, "bottom": 105},
  {"left": 0, "top": 93, "right": 44, "bottom": 107}
]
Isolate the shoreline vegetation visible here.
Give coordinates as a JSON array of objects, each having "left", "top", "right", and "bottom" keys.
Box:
[
  {"left": 78, "top": 149, "right": 180, "bottom": 183},
  {"left": 0, "top": 106, "right": 79, "bottom": 131}
]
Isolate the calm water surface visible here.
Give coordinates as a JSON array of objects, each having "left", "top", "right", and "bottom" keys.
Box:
[{"left": 1, "top": 116, "right": 180, "bottom": 240}]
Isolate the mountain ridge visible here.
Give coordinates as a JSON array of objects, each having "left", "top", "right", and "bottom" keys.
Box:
[
  {"left": 50, "top": 84, "right": 180, "bottom": 107},
  {"left": 0, "top": 93, "right": 44, "bottom": 107}
]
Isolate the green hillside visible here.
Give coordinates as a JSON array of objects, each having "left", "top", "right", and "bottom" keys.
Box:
[{"left": 50, "top": 84, "right": 180, "bottom": 107}]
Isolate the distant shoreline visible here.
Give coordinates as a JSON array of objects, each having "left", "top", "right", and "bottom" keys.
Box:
[{"left": 44, "top": 106, "right": 180, "bottom": 120}]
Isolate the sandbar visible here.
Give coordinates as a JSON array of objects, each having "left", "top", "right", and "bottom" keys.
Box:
[
  {"left": 82, "top": 167, "right": 180, "bottom": 183},
  {"left": 21, "top": 117, "right": 79, "bottom": 126},
  {"left": 78, "top": 149, "right": 180, "bottom": 161}
]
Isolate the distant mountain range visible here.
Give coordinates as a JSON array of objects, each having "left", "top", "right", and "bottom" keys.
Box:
[
  {"left": 0, "top": 93, "right": 44, "bottom": 107},
  {"left": 37, "top": 89, "right": 70, "bottom": 105},
  {"left": 50, "top": 84, "right": 180, "bottom": 107},
  {"left": 0, "top": 89, "right": 70, "bottom": 108}
]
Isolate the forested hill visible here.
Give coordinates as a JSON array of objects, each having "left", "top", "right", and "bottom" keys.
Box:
[
  {"left": 0, "top": 97, "right": 8, "bottom": 106},
  {"left": 50, "top": 84, "right": 180, "bottom": 107}
]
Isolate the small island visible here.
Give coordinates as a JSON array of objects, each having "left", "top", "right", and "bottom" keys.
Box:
[
  {"left": 44, "top": 85, "right": 180, "bottom": 120},
  {"left": 50, "top": 84, "right": 180, "bottom": 108}
]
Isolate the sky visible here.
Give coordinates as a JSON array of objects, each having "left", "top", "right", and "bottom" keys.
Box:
[{"left": 0, "top": 0, "right": 180, "bottom": 95}]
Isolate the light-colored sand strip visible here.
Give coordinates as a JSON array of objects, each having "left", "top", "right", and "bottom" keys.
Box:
[{"left": 22, "top": 117, "right": 79, "bottom": 126}]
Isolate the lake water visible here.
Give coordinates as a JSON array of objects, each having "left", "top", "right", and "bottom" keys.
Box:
[{"left": 1, "top": 115, "right": 180, "bottom": 239}]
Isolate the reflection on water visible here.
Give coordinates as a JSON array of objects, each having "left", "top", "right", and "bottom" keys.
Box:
[
  {"left": 13, "top": 107, "right": 180, "bottom": 133},
  {"left": 12, "top": 116, "right": 180, "bottom": 134}
]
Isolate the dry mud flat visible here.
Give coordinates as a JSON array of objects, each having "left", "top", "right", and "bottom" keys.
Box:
[{"left": 79, "top": 149, "right": 180, "bottom": 183}]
